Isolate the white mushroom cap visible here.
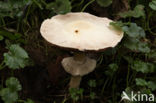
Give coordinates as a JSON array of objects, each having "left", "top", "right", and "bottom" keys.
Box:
[{"left": 40, "top": 12, "right": 123, "bottom": 51}]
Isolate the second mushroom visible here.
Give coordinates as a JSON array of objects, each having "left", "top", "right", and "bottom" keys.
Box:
[{"left": 40, "top": 12, "right": 123, "bottom": 88}]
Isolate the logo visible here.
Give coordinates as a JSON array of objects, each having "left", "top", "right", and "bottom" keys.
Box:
[{"left": 121, "top": 91, "right": 155, "bottom": 102}]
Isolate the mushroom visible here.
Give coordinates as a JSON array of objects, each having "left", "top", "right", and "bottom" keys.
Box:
[
  {"left": 62, "top": 52, "right": 96, "bottom": 88},
  {"left": 40, "top": 12, "right": 123, "bottom": 88}
]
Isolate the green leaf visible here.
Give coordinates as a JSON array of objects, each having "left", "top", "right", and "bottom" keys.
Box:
[
  {"left": 4, "top": 44, "right": 30, "bottom": 69},
  {"left": 8, "top": 0, "right": 31, "bottom": 8},
  {"left": 0, "top": 88, "right": 18, "bottom": 103},
  {"left": 24, "top": 99, "right": 34, "bottom": 103},
  {"left": 105, "top": 63, "right": 118, "bottom": 76},
  {"left": 77, "top": 88, "right": 84, "bottom": 95},
  {"left": 123, "top": 23, "right": 150, "bottom": 53},
  {"left": 90, "top": 92, "right": 96, "bottom": 100},
  {"left": 137, "top": 42, "right": 150, "bottom": 53},
  {"left": 109, "top": 21, "right": 124, "bottom": 31},
  {"left": 147, "top": 50, "right": 156, "bottom": 63},
  {"left": 69, "top": 88, "right": 83, "bottom": 101},
  {"left": 124, "top": 37, "right": 150, "bottom": 53},
  {"left": 8, "top": 44, "right": 28, "bottom": 58},
  {"left": 0, "top": 35, "right": 4, "bottom": 41},
  {"left": 14, "top": 33, "right": 22, "bottom": 39},
  {"left": 147, "top": 81, "right": 156, "bottom": 91},
  {"left": 96, "top": 0, "right": 112, "bottom": 7},
  {"left": 149, "top": 0, "right": 156, "bottom": 10},
  {"left": 46, "top": 0, "right": 71, "bottom": 14},
  {"left": 0, "top": 30, "right": 17, "bottom": 40},
  {"left": 0, "top": 0, "right": 31, "bottom": 18},
  {"left": 88, "top": 80, "right": 96, "bottom": 87},
  {"left": 109, "top": 63, "right": 118, "bottom": 72},
  {"left": 5, "top": 77, "right": 22, "bottom": 92},
  {"left": 131, "top": 60, "right": 155, "bottom": 73},
  {"left": 119, "top": 5, "right": 145, "bottom": 18},
  {"left": 133, "top": 5, "right": 145, "bottom": 18},
  {"left": 135, "top": 78, "right": 147, "bottom": 86},
  {"left": 123, "top": 56, "right": 134, "bottom": 64},
  {"left": 122, "top": 23, "right": 145, "bottom": 38},
  {"left": 0, "top": 1, "right": 12, "bottom": 17}
]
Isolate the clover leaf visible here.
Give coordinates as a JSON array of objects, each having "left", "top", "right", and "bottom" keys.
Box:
[
  {"left": 5, "top": 77, "right": 22, "bottom": 92},
  {"left": 4, "top": 44, "right": 30, "bottom": 69}
]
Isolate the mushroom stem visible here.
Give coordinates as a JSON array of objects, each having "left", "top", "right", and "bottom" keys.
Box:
[
  {"left": 69, "top": 53, "right": 85, "bottom": 88},
  {"left": 69, "top": 76, "right": 82, "bottom": 88}
]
